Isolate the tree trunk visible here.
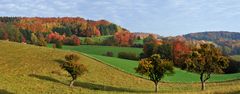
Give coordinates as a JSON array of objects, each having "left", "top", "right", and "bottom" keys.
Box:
[
  {"left": 201, "top": 81, "right": 205, "bottom": 90},
  {"left": 154, "top": 82, "right": 158, "bottom": 93},
  {"left": 69, "top": 80, "right": 75, "bottom": 87},
  {"left": 200, "top": 73, "right": 205, "bottom": 90}
]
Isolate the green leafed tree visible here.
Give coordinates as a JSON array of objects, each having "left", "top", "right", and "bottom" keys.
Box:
[
  {"left": 181, "top": 44, "right": 229, "bottom": 90},
  {"left": 156, "top": 43, "right": 173, "bottom": 60},
  {"left": 61, "top": 54, "right": 87, "bottom": 87},
  {"left": 84, "top": 37, "right": 94, "bottom": 45},
  {"left": 135, "top": 54, "right": 174, "bottom": 92}
]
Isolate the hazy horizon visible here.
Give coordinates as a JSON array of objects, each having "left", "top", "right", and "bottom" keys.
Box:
[{"left": 1, "top": 0, "right": 240, "bottom": 36}]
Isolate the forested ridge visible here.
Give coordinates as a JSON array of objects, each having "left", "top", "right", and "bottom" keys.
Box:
[
  {"left": 184, "top": 31, "right": 240, "bottom": 41},
  {"left": 0, "top": 17, "right": 127, "bottom": 37},
  {"left": 0, "top": 17, "right": 133, "bottom": 46}
]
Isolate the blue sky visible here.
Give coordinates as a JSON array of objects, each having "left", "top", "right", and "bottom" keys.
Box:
[{"left": 0, "top": 0, "right": 240, "bottom": 36}]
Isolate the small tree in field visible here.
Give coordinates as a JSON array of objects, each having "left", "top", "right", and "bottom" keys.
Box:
[
  {"left": 182, "top": 44, "right": 229, "bottom": 90},
  {"left": 61, "top": 54, "right": 87, "bottom": 87},
  {"left": 135, "top": 54, "right": 174, "bottom": 92},
  {"left": 55, "top": 40, "right": 62, "bottom": 49}
]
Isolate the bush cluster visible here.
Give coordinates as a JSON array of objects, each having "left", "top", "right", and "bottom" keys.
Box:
[
  {"left": 103, "top": 51, "right": 114, "bottom": 57},
  {"left": 118, "top": 52, "right": 138, "bottom": 60},
  {"left": 224, "top": 59, "right": 240, "bottom": 73}
]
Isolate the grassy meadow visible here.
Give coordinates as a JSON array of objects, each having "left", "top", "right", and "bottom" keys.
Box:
[
  {"left": 1, "top": 40, "right": 240, "bottom": 94},
  {"left": 48, "top": 44, "right": 142, "bottom": 57},
  {"left": 133, "top": 39, "right": 144, "bottom": 44},
  {"left": 79, "top": 35, "right": 144, "bottom": 45},
  {"left": 79, "top": 35, "right": 113, "bottom": 45},
  {"left": 47, "top": 44, "right": 240, "bottom": 83}
]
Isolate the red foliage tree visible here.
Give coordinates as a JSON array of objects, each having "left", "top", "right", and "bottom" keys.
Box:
[
  {"left": 172, "top": 36, "right": 191, "bottom": 66},
  {"left": 63, "top": 35, "right": 80, "bottom": 46},
  {"left": 72, "top": 35, "right": 80, "bottom": 45},
  {"left": 47, "top": 32, "right": 65, "bottom": 43},
  {"left": 84, "top": 24, "right": 101, "bottom": 37},
  {"left": 114, "top": 31, "right": 133, "bottom": 46}
]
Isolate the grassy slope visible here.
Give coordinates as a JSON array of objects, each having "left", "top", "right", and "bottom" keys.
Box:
[
  {"left": 1, "top": 41, "right": 240, "bottom": 94},
  {"left": 91, "top": 55, "right": 240, "bottom": 82},
  {"left": 231, "top": 55, "right": 240, "bottom": 61},
  {"left": 54, "top": 45, "right": 240, "bottom": 83}
]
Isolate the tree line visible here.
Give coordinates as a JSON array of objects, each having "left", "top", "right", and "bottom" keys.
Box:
[
  {"left": 136, "top": 35, "right": 229, "bottom": 92},
  {"left": 0, "top": 17, "right": 135, "bottom": 47}
]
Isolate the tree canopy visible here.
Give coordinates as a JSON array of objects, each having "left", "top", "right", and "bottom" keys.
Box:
[
  {"left": 181, "top": 43, "right": 229, "bottom": 90},
  {"left": 135, "top": 54, "right": 174, "bottom": 92}
]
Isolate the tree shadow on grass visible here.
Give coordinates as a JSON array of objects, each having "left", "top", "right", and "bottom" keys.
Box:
[
  {"left": 74, "top": 81, "right": 151, "bottom": 93},
  {"left": 0, "top": 89, "right": 14, "bottom": 94},
  {"left": 28, "top": 74, "right": 67, "bottom": 85},
  {"left": 228, "top": 90, "right": 240, "bottom": 94},
  {"left": 53, "top": 59, "right": 65, "bottom": 64},
  {"left": 28, "top": 74, "right": 151, "bottom": 93}
]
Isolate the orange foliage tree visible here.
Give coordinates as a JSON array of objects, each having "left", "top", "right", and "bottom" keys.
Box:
[
  {"left": 114, "top": 31, "right": 133, "bottom": 46},
  {"left": 172, "top": 36, "right": 191, "bottom": 66}
]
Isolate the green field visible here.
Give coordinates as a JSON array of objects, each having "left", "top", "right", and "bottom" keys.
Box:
[
  {"left": 48, "top": 44, "right": 142, "bottom": 57},
  {"left": 88, "top": 54, "right": 240, "bottom": 82},
  {"left": 79, "top": 35, "right": 113, "bottom": 44},
  {"left": 1, "top": 40, "right": 240, "bottom": 94},
  {"left": 51, "top": 44, "right": 240, "bottom": 83},
  {"left": 133, "top": 39, "right": 144, "bottom": 44},
  {"left": 79, "top": 36, "right": 144, "bottom": 45}
]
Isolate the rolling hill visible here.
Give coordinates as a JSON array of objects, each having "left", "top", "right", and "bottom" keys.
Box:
[
  {"left": 51, "top": 44, "right": 240, "bottom": 82},
  {"left": 1, "top": 40, "right": 240, "bottom": 94},
  {"left": 183, "top": 31, "right": 240, "bottom": 41}
]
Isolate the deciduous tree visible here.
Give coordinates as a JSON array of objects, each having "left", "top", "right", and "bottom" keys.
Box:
[
  {"left": 135, "top": 54, "right": 174, "bottom": 92},
  {"left": 143, "top": 34, "right": 157, "bottom": 45},
  {"left": 61, "top": 54, "right": 87, "bottom": 87},
  {"left": 181, "top": 44, "right": 229, "bottom": 90},
  {"left": 114, "top": 31, "right": 133, "bottom": 46},
  {"left": 172, "top": 36, "right": 191, "bottom": 66}
]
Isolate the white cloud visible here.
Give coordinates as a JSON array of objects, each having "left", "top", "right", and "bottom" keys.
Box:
[{"left": 0, "top": 0, "right": 240, "bottom": 36}]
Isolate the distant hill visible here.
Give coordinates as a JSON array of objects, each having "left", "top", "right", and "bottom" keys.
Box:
[
  {"left": 183, "top": 31, "right": 240, "bottom": 55},
  {"left": 132, "top": 32, "right": 160, "bottom": 39},
  {"left": 183, "top": 31, "right": 240, "bottom": 41}
]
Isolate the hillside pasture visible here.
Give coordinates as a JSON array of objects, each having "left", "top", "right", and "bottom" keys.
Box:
[
  {"left": 51, "top": 44, "right": 240, "bottom": 83},
  {"left": 48, "top": 44, "right": 142, "bottom": 57},
  {"left": 1, "top": 40, "right": 240, "bottom": 94}
]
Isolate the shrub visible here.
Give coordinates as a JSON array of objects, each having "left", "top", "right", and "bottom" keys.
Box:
[
  {"left": 55, "top": 40, "right": 62, "bottom": 48},
  {"left": 131, "top": 44, "right": 143, "bottom": 48},
  {"left": 103, "top": 51, "right": 114, "bottom": 57},
  {"left": 52, "top": 44, "right": 56, "bottom": 48},
  {"left": 118, "top": 52, "right": 138, "bottom": 60},
  {"left": 65, "top": 54, "right": 80, "bottom": 62},
  {"left": 37, "top": 37, "right": 47, "bottom": 46},
  {"left": 63, "top": 35, "right": 80, "bottom": 46},
  {"left": 72, "top": 35, "right": 80, "bottom": 45},
  {"left": 84, "top": 37, "right": 94, "bottom": 45},
  {"left": 224, "top": 59, "right": 240, "bottom": 73}
]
